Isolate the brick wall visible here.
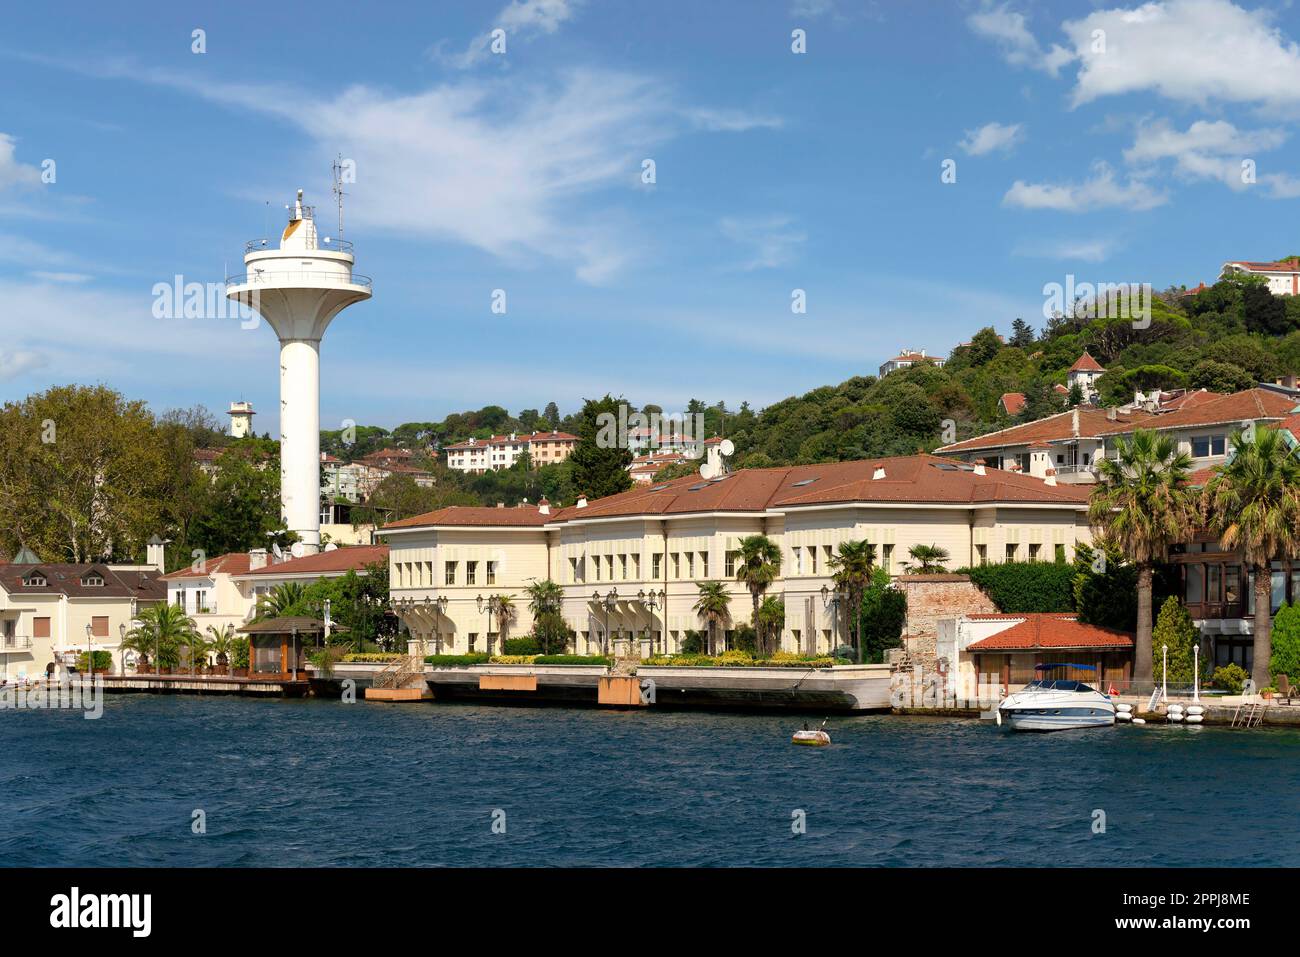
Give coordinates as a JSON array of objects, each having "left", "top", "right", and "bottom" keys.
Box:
[{"left": 894, "top": 575, "right": 998, "bottom": 663}]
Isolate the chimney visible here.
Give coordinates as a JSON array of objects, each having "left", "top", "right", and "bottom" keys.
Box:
[
  {"left": 1107, "top": 407, "right": 1118, "bottom": 421},
  {"left": 496, "top": 502, "right": 505, "bottom": 509},
  {"left": 248, "top": 548, "right": 268, "bottom": 571},
  {"left": 146, "top": 535, "right": 167, "bottom": 573},
  {"left": 973, "top": 459, "right": 986, "bottom": 476},
  {"left": 872, "top": 466, "right": 887, "bottom": 480},
  {"left": 539, "top": 497, "right": 551, "bottom": 515},
  {"left": 576, "top": 495, "right": 588, "bottom": 508},
  {"left": 1044, "top": 468, "right": 1057, "bottom": 487},
  {"left": 1071, "top": 409, "right": 1079, "bottom": 438}
]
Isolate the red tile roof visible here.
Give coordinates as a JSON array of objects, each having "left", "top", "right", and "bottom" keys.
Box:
[
  {"left": 966, "top": 614, "right": 1133, "bottom": 651},
  {"left": 937, "top": 407, "right": 1153, "bottom": 454},
  {"left": 160, "top": 552, "right": 253, "bottom": 580},
  {"left": 1069, "top": 352, "right": 1105, "bottom": 373},
  {"left": 1098, "top": 388, "right": 1296, "bottom": 437},
  {"left": 1225, "top": 258, "right": 1300, "bottom": 273},
  {"left": 236, "top": 544, "right": 389, "bottom": 577},
  {"left": 999, "top": 392, "right": 1027, "bottom": 415},
  {"left": 382, "top": 454, "right": 1089, "bottom": 532}
]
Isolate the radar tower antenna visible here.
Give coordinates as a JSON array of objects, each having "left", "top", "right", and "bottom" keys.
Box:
[{"left": 331, "top": 154, "right": 346, "bottom": 243}]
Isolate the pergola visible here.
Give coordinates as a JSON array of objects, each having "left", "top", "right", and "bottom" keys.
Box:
[{"left": 237, "top": 617, "right": 324, "bottom": 681}]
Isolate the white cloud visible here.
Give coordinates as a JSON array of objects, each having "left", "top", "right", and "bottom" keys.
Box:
[
  {"left": 1012, "top": 237, "right": 1121, "bottom": 263},
  {"left": 967, "top": 3, "right": 1073, "bottom": 74},
  {"left": 685, "top": 108, "right": 783, "bottom": 133},
  {"left": 0, "top": 134, "right": 42, "bottom": 191},
  {"left": 0, "top": 348, "right": 47, "bottom": 381},
  {"left": 29, "top": 271, "right": 92, "bottom": 283},
  {"left": 718, "top": 215, "right": 806, "bottom": 270},
  {"left": 959, "top": 121, "right": 1024, "bottom": 155},
  {"left": 434, "top": 0, "right": 581, "bottom": 69},
  {"left": 1003, "top": 161, "right": 1167, "bottom": 211},
  {"left": 1260, "top": 172, "right": 1300, "bottom": 199},
  {"left": 1123, "top": 117, "right": 1287, "bottom": 190}
]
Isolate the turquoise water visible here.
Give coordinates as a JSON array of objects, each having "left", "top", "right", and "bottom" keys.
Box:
[{"left": 1, "top": 696, "right": 1295, "bottom": 867}]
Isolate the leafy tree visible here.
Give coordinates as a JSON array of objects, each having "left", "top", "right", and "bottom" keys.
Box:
[
  {"left": 543, "top": 402, "right": 561, "bottom": 430},
  {"left": 859, "top": 568, "right": 906, "bottom": 663},
  {"left": 1204, "top": 426, "right": 1300, "bottom": 688},
  {"left": 904, "top": 543, "right": 950, "bottom": 574},
  {"left": 1243, "top": 281, "right": 1291, "bottom": 336},
  {"left": 255, "top": 581, "right": 309, "bottom": 621},
  {"left": 1072, "top": 542, "right": 1138, "bottom": 630},
  {"left": 1009, "top": 317, "right": 1036, "bottom": 349},
  {"left": 122, "top": 604, "right": 197, "bottom": 671},
  {"left": 1152, "top": 595, "right": 1199, "bottom": 686},
  {"left": 1089, "top": 429, "right": 1197, "bottom": 684},
  {"left": 692, "top": 581, "right": 732, "bottom": 655},
  {"left": 735, "top": 534, "right": 782, "bottom": 653},
  {"left": 1189, "top": 358, "right": 1253, "bottom": 393},
  {"left": 967, "top": 327, "right": 1003, "bottom": 366},
  {"left": 1269, "top": 602, "right": 1300, "bottom": 684},
  {"left": 963, "top": 561, "right": 1076, "bottom": 613},
  {"left": 191, "top": 446, "right": 287, "bottom": 557},
  {"left": 755, "top": 595, "right": 785, "bottom": 654},
  {"left": 530, "top": 611, "right": 574, "bottom": 655},
  {"left": 829, "top": 539, "right": 876, "bottom": 661},
  {"left": 569, "top": 395, "right": 633, "bottom": 499}
]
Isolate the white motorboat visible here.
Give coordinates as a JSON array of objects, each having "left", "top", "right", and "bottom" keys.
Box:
[{"left": 997, "top": 664, "right": 1116, "bottom": 732}]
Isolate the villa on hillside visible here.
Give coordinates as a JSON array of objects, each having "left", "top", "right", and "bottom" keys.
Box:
[
  {"left": 444, "top": 431, "right": 578, "bottom": 474},
  {"left": 378, "top": 454, "right": 1093, "bottom": 658},
  {"left": 1221, "top": 257, "right": 1300, "bottom": 295},
  {"left": 879, "top": 348, "right": 945, "bottom": 377}
]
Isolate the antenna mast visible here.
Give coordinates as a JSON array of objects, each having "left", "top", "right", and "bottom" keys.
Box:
[{"left": 331, "top": 154, "right": 346, "bottom": 243}]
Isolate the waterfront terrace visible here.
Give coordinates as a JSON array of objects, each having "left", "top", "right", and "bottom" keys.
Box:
[{"left": 379, "top": 454, "right": 1092, "bottom": 658}]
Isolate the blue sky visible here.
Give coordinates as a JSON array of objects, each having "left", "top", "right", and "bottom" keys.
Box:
[{"left": 4, "top": 0, "right": 1300, "bottom": 434}]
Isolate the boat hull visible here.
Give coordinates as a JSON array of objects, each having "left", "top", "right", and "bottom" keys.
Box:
[{"left": 999, "top": 707, "right": 1115, "bottom": 732}]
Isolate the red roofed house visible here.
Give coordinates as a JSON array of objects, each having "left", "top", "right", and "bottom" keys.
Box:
[
  {"left": 946, "top": 613, "right": 1134, "bottom": 696},
  {"left": 879, "top": 348, "right": 945, "bottom": 378},
  {"left": 444, "top": 431, "right": 578, "bottom": 474},
  {"left": 998, "top": 392, "right": 1026, "bottom": 416},
  {"left": 1222, "top": 257, "right": 1300, "bottom": 296},
  {"left": 380, "top": 454, "right": 1093, "bottom": 658},
  {"left": 1066, "top": 352, "right": 1106, "bottom": 399}
]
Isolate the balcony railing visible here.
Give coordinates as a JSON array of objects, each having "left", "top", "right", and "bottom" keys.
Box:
[
  {"left": 0, "top": 635, "right": 33, "bottom": 650},
  {"left": 226, "top": 270, "right": 372, "bottom": 289},
  {"left": 244, "top": 236, "right": 353, "bottom": 254}
]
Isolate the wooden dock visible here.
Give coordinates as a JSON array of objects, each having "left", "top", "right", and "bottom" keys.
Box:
[{"left": 96, "top": 674, "right": 310, "bottom": 697}]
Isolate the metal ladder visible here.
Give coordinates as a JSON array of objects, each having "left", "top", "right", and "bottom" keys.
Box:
[
  {"left": 372, "top": 654, "right": 424, "bottom": 690},
  {"left": 1231, "top": 700, "right": 1264, "bottom": 729}
]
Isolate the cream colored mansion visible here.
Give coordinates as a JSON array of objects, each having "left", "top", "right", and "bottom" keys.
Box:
[{"left": 379, "top": 454, "right": 1093, "bottom": 657}]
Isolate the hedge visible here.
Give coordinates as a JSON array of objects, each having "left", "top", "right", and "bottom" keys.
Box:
[
  {"left": 424, "top": 653, "right": 490, "bottom": 666},
  {"left": 957, "top": 561, "right": 1076, "bottom": 613},
  {"left": 341, "top": 653, "right": 402, "bottom": 663}
]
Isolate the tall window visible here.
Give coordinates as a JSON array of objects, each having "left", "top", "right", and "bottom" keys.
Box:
[
  {"left": 445, "top": 561, "right": 457, "bottom": 586},
  {"left": 652, "top": 553, "right": 663, "bottom": 579},
  {"left": 699, "top": 553, "right": 709, "bottom": 578},
  {"left": 976, "top": 544, "right": 988, "bottom": 566},
  {"left": 487, "top": 561, "right": 498, "bottom": 585},
  {"left": 883, "top": 544, "right": 894, "bottom": 574},
  {"left": 1005, "top": 543, "right": 1017, "bottom": 562},
  {"left": 569, "top": 557, "right": 579, "bottom": 583},
  {"left": 466, "top": 561, "right": 477, "bottom": 585},
  {"left": 725, "top": 551, "right": 738, "bottom": 577}
]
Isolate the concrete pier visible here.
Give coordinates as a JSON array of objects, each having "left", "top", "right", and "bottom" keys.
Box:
[{"left": 96, "top": 674, "right": 310, "bottom": 697}]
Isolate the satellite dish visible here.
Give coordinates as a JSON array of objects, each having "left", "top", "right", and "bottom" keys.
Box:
[
  {"left": 719, "top": 439, "right": 735, "bottom": 456},
  {"left": 271, "top": 543, "right": 283, "bottom": 559},
  {"left": 698, "top": 461, "right": 718, "bottom": 479},
  {"left": 324, "top": 542, "right": 338, "bottom": 552},
  {"left": 291, "top": 542, "right": 306, "bottom": 558}
]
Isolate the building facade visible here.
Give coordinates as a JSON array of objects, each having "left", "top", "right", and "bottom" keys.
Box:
[
  {"left": 1221, "top": 257, "right": 1300, "bottom": 295},
  {"left": 380, "top": 455, "right": 1093, "bottom": 657},
  {"left": 444, "top": 431, "right": 578, "bottom": 474}
]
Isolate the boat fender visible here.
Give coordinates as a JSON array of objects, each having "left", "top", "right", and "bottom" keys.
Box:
[
  {"left": 1186, "top": 705, "right": 1204, "bottom": 715},
  {"left": 1116, "top": 711, "right": 1132, "bottom": 721},
  {"left": 1131, "top": 717, "right": 1146, "bottom": 725},
  {"left": 1185, "top": 714, "right": 1203, "bottom": 724},
  {"left": 1116, "top": 703, "right": 1133, "bottom": 712},
  {"left": 1167, "top": 713, "right": 1184, "bottom": 722}
]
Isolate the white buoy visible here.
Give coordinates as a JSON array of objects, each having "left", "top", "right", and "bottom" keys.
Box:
[
  {"left": 1168, "top": 702, "right": 1184, "bottom": 712},
  {"left": 1116, "top": 711, "right": 1133, "bottom": 721},
  {"left": 1168, "top": 712, "right": 1184, "bottom": 722},
  {"left": 1185, "top": 714, "right": 1203, "bottom": 723},
  {"left": 1117, "top": 703, "right": 1133, "bottom": 712},
  {"left": 1132, "top": 717, "right": 1147, "bottom": 725},
  {"left": 1187, "top": 705, "right": 1204, "bottom": 716}
]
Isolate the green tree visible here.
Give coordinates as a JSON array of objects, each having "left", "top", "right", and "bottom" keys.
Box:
[
  {"left": 1152, "top": 595, "right": 1199, "bottom": 686},
  {"left": 692, "top": 581, "right": 732, "bottom": 655},
  {"left": 1009, "top": 317, "right": 1036, "bottom": 350},
  {"left": 829, "top": 539, "right": 877, "bottom": 662},
  {"left": 905, "top": 543, "right": 950, "bottom": 573},
  {"left": 206, "top": 623, "right": 236, "bottom": 672},
  {"left": 123, "top": 604, "right": 196, "bottom": 671},
  {"left": 1204, "top": 426, "right": 1300, "bottom": 688},
  {"left": 967, "top": 327, "right": 1003, "bottom": 366},
  {"left": 1072, "top": 542, "right": 1138, "bottom": 631},
  {"left": 735, "top": 534, "right": 782, "bottom": 654},
  {"left": 570, "top": 395, "right": 633, "bottom": 499},
  {"left": 859, "top": 567, "right": 906, "bottom": 663},
  {"left": 255, "top": 581, "right": 309, "bottom": 621},
  {"left": 1269, "top": 602, "right": 1300, "bottom": 685},
  {"left": 755, "top": 595, "right": 785, "bottom": 655},
  {"left": 191, "top": 446, "right": 287, "bottom": 556},
  {"left": 1090, "top": 429, "right": 1196, "bottom": 684}
]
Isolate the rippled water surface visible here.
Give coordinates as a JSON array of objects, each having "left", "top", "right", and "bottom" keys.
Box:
[{"left": 1, "top": 696, "right": 1295, "bottom": 866}]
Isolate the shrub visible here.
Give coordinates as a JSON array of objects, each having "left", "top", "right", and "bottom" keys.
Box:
[
  {"left": 859, "top": 567, "right": 906, "bottom": 663},
  {"left": 1152, "top": 595, "right": 1199, "bottom": 685},
  {"left": 732, "top": 623, "right": 758, "bottom": 654},
  {"left": 341, "top": 653, "right": 402, "bottom": 663},
  {"left": 961, "top": 561, "right": 1075, "bottom": 613},
  {"left": 76, "top": 650, "right": 113, "bottom": 672},
  {"left": 1211, "top": 663, "right": 1249, "bottom": 695},
  {"left": 232, "top": 637, "right": 250, "bottom": 669},
  {"left": 489, "top": 655, "right": 538, "bottom": 664},
  {"left": 533, "top": 654, "right": 610, "bottom": 665},
  {"left": 503, "top": 636, "right": 541, "bottom": 655},
  {"left": 1270, "top": 602, "right": 1300, "bottom": 683},
  {"left": 680, "top": 630, "right": 705, "bottom": 654},
  {"left": 832, "top": 644, "right": 855, "bottom": 661},
  {"left": 531, "top": 611, "right": 575, "bottom": 655},
  {"left": 424, "top": 653, "right": 490, "bottom": 666},
  {"left": 718, "top": 649, "right": 753, "bottom": 665}
]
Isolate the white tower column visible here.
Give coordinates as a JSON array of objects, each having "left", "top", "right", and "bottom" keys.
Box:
[
  {"left": 227, "top": 189, "right": 372, "bottom": 557},
  {"left": 280, "top": 338, "right": 323, "bottom": 551}
]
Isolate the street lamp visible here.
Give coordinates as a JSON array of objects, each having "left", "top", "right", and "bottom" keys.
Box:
[
  {"left": 84, "top": 622, "right": 93, "bottom": 680},
  {"left": 638, "top": 588, "right": 666, "bottom": 653}
]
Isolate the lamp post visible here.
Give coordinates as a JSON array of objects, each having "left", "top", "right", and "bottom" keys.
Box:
[
  {"left": 1193, "top": 642, "right": 1200, "bottom": 702},
  {"left": 477, "top": 594, "right": 504, "bottom": 655},
  {"left": 1161, "top": 643, "right": 1168, "bottom": 704},
  {"left": 820, "top": 584, "right": 843, "bottom": 655},
  {"left": 638, "top": 588, "right": 666, "bottom": 654}
]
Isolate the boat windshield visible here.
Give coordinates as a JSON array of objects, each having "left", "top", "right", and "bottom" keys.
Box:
[{"left": 1024, "top": 679, "right": 1096, "bottom": 693}]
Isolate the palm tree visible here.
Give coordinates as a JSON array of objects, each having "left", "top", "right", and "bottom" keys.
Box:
[
  {"left": 755, "top": 595, "right": 785, "bottom": 655},
  {"left": 184, "top": 632, "right": 211, "bottom": 674},
  {"left": 905, "top": 544, "right": 950, "bottom": 574},
  {"left": 693, "top": 581, "right": 732, "bottom": 655},
  {"left": 124, "top": 604, "right": 196, "bottom": 673},
  {"left": 1204, "top": 426, "right": 1300, "bottom": 689},
  {"left": 254, "top": 581, "right": 307, "bottom": 621},
  {"left": 735, "top": 534, "right": 782, "bottom": 654},
  {"left": 1090, "top": 428, "right": 1196, "bottom": 685},
  {"left": 206, "top": 624, "right": 236, "bottom": 674},
  {"left": 491, "top": 595, "right": 516, "bottom": 653},
  {"left": 829, "top": 540, "right": 876, "bottom": 661},
  {"left": 525, "top": 579, "right": 563, "bottom": 617}
]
